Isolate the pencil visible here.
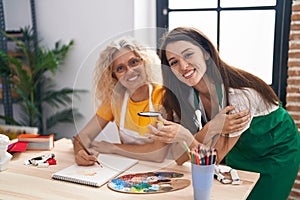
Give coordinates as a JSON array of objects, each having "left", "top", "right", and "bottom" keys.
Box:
[
  {"left": 183, "top": 141, "right": 191, "bottom": 159},
  {"left": 73, "top": 135, "right": 103, "bottom": 167}
]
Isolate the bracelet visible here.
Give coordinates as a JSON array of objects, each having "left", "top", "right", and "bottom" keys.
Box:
[{"left": 220, "top": 133, "right": 230, "bottom": 137}]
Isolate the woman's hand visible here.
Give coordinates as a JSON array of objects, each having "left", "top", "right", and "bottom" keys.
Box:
[
  {"left": 209, "top": 106, "right": 250, "bottom": 134},
  {"left": 74, "top": 149, "right": 99, "bottom": 166},
  {"left": 147, "top": 115, "right": 194, "bottom": 145},
  {"left": 200, "top": 106, "right": 250, "bottom": 145}
]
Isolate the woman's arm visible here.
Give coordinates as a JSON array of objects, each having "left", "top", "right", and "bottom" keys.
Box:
[
  {"left": 145, "top": 116, "right": 199, "bottom": 164},
  {"left": 200, "top": 89, "right": 259, "bottom": 163},
  {"left": 213, "top": 135, "right": 240, "bottom": 164},
  {"left": 145, "top": 107, "right": 249, "bottom": 165},
  {"left": 148, "top": 107, "right": 249, "bottom": 145},
  {"left": 73, "top": 115, "right": 109, "bottom": 165},
  {"left": 171, "top": 139, "right": 200, "bottom": 165},
  {"left": 90, "top": 140, "right": 170, "bottom": 163}
]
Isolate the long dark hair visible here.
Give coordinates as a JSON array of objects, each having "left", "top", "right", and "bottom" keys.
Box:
[{"left": 159, "top": 27, "right": 279, "bottom": 132}]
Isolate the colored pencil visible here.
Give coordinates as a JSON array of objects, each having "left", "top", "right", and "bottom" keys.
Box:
[
  {"left": 188, "top": 143, "right": 216, "bottom": 165},
  {"left": 183, "top": 141, "right": 191, "bottom": 160}
]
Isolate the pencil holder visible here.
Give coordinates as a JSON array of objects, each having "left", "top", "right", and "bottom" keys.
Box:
[{"left": 191, "top": 164, "right": 215, "bottom": 200}]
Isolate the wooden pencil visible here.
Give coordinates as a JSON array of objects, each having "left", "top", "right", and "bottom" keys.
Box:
[{"left": 73, "top": 135, "right": 103, "bottom": 167}]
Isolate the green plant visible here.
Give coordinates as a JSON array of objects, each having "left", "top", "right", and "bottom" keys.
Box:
[{"left": 0, "top": 26, "right": 86, "bottom": 135}]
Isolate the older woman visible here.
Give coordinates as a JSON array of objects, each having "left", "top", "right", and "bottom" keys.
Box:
[{"left": 73, "top": 37, "right": 170, "bottom": 165}]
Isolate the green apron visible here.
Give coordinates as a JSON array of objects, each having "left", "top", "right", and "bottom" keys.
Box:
[{"left": 226, "top": 106, "right": 300, "bottom": 200}]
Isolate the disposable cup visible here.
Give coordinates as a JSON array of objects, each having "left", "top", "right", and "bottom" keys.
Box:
[{"left": 191, "top": 164, "right": 215, "bottom": 200}]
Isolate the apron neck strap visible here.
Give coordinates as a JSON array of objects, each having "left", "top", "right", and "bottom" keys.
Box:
[{"left": 120, "top": 84, "right": 154, "bottom": 127}]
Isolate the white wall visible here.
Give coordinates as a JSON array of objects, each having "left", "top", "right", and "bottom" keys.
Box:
[{"left": 1, "top": 0, "right": 157, "bottom": 140}]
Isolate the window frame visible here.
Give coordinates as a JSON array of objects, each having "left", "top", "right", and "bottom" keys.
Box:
[{"left": 156, "top": 0, "right": 292, "bottom": 106}]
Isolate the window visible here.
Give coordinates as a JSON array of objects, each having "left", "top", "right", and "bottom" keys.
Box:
[{"left": 157, "top": 0, "right": 292, "bottom": 106}]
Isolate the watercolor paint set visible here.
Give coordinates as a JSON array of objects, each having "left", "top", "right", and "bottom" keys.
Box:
[{"left": 107, "top": 171, "right": 190, "bottom": 194}]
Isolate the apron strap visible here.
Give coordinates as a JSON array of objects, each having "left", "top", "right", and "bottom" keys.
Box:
[{"left": 120, "top": 84, "right": 154, "bottom": 128}]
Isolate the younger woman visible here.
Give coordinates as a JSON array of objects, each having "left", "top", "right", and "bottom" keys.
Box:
[{"left": 151, "top": 27, "right": 300, "bottom": 200}]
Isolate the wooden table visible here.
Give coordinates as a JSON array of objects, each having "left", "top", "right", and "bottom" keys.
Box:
[{"left": 0, "top": 138, "right": 259, "bottom": 200}]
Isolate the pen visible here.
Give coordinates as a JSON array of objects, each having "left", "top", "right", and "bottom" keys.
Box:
[{"left": 73, "top": 135, "right": 103, "bottom": 167}]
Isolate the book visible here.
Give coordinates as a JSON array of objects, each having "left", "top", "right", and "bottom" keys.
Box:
[
  {"left": 51, "top": 154, "right": 138, "bottom": 187},
  {"left": 17, "top": 134, "right": 54, "bottom": 150},
  {"left": 7, "top": 141, "right": 28, "bottom": 153}
]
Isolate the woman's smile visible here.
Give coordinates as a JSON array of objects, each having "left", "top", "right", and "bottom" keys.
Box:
[
  {"left": 183, "top": 69, "right": 196, "bottom": 79},
  {"left": 126, "top": 74, "right": 139, "bottom": 81}
]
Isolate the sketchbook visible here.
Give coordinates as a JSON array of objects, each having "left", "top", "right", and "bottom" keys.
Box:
[{"left": 51, "top": 154, "right": 138, "bottom": 187}]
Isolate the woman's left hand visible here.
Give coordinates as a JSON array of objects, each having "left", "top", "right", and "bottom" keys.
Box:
[{"left": 147, "top": 115, "right": 194, "bottom": 144}]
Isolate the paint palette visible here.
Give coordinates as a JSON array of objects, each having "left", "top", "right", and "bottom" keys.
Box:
[{"left": 107, "top": 171, "right": 190, "bottom": 194}]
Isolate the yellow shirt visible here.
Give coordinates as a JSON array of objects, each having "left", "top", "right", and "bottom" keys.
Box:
[{"left": 96, "top": 84, "right": 165, "bottom": 136}]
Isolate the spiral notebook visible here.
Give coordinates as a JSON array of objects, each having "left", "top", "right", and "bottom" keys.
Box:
[{"left": 51, "top": 154, "right": 138, "bottom": 187}]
